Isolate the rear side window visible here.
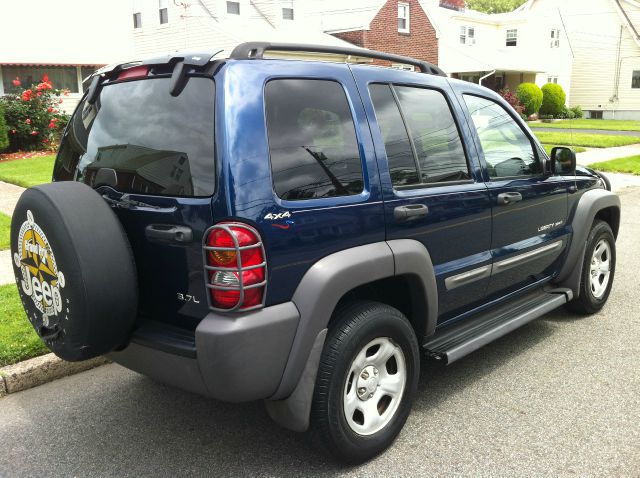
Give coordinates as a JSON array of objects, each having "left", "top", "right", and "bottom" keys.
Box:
[
  {"left": 369, "top": 84, "right": 470, "bottom": 187},
  {"left": 265, "top": 79, "right": 364, "bottom": 200},
  {"left": 55, "top": 77, "right": 215, "bottom": 197}
]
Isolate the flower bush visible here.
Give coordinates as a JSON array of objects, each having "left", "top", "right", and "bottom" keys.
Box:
[
  {"left": 499, "top": 88, "right": 525, "bottom": 117},
  {"left": 0, "top": 102, "right": 8, "bottom": 151},
  {"left": 1, "top": 74, "right": 70, "bottom": 152}
]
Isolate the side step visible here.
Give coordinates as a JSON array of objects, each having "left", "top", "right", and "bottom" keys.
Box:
[{"left": 423, "top": 288, "right": 572, "bottom": 364}]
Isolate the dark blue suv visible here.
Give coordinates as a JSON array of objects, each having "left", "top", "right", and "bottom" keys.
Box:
[{"left": 11, "top": 42, "right": 620, "bottom": 463}]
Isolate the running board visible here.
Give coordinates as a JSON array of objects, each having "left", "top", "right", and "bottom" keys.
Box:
[{"left": 423, "top": 288, "right": 572, "bottom": 364}]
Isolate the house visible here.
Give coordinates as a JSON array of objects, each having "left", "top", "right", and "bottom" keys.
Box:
[
  {"left": 306, "top": 0, "right": 439, "bottom": 68},
  {"left": 518, "top": 0, "right": 640, "bottom": 120},
  {"left": 0, "top": 0, "right": 133, "bottom": 114},
  {"left": 130, "top": 0, "right": 361, "bottom": 61},
  {"left": 421, "top": 0, "right": 573, "bottom": 100}
]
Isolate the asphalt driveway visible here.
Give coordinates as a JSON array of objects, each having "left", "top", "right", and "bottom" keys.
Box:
[
  {"left": 533, "top": 127, "right": 640, "bottom": 136},
  {"left": 1, "top": 188, "right": 639, "bottom": 477}
]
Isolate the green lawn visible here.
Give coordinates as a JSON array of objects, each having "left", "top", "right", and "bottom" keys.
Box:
[
  {"left": 533, "top": 131, "right": 640, "bottom": 148},
  {"left": 0, "top": 284, "right": 49, "bottom": 367},
  {"left": 590, "top": 155, "right": 640, "bottom": 175},
  {"left": 0, "top": 155, "right": 55, "bottom": 188},
  {"left": 542, "top": 145, "right": 586, "bottom": 156},
  {"left": 0, "top": 213, "right": 10, "bottom": 251},
  {"left": 529, "top": 119, "right": 640, "bottom": 132}
]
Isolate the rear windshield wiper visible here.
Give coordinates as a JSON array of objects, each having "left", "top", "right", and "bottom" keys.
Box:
[{"left": 102, "top": 193, "right": 164, "bottom": 210}]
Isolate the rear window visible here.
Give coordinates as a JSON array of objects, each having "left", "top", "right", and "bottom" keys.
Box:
[
  {"left": 264, "top": 79, "right": 364, "bottom": 200},
  {"left": 54, "top": 77, "right": 215, "bottom": 197}
]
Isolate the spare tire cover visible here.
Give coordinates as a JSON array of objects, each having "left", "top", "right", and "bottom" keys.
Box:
[{"left": 11, "top": 182, "right": 138, "bottom": 361}]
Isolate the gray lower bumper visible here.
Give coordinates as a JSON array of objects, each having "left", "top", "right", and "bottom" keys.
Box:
[{"left": 108, "top": 302, "right": 300, "bottom": 402}]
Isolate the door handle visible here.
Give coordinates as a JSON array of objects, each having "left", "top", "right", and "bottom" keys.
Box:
[
  {"left": 496, "top": 192, "right": 523, "bottom": 205},
  {"left": 145, "top": 224, "right": 193, "bottom": 244},
  {"left": 394, "top": 204, "right": 429, "bottom": 223}
]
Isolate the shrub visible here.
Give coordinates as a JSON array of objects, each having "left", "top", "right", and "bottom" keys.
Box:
[
  {"left": 570, "top": 105, "right": 584, "bottom": 119},
  {"left": 1, "top": 74, "right": 70, "bottom": 152},
  {"left": 540, "top": 83, "right": 566, "bottom": 117},
  {"left": 516, "top": 83, "right": 543, "bottom": 116},
  {"left": 0, "top": 103, "right": 8, "bottom": 151},
  {"left": 498, "top": 88, "right": 525, "bottom": 116}
]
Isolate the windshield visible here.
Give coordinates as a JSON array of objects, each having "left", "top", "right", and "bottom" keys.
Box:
[{"left": 54, "top": 77, "right": 216, "bottom": 197}]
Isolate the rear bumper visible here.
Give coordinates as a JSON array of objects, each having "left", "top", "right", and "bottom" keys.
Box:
[{"left": 108, "top": 302, "right": 300, "bottom": 402}]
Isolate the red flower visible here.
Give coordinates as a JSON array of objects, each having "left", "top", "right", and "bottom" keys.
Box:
[
  {"left": 43, "top": 138, "right": 49, "bottom": 143},
  {"left": 25, "top": 118, "right": 31, "bottom": 124},
  {"left": 47, "top": 107, "right": 53, "bottom": 113},
  {"left": 59, "top": 99, "right": 63, "bottom": 104},
  {"left": 48, "top": 122, "right": 56, "bottom": 129},
  {"left": 12, "top": 77, "right": 21, "bottom": 87},
  {"left": 30, "top": 130, "right": 38, "bottom": 136},
  {"left": 10, "top": 130, "right": 16, "bottom": 134},
  {"left": 21, "top": 89, "right": 33, "bottom": 101},
  {"left": 37, "top": 91, "right": 42, "bottom": 97},
  {"left": 42, "top": 74, "right": 49, "bottom": 83}
]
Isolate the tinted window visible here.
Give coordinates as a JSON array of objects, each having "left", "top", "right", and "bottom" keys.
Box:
[
  {"left": 369, "top": 84, "right": 419, "bottom": 186},
  {"left": 394, "top": 86, "right": 470, "bottom": 184},
  {"left": 265, "top": 79, "right": 364, "bottom": 200},
  {"left": 55, "top": 77, "right": 215, "bottom": 196},
  {"left": 463, "top": 94, "right": 539, "bottom": 178}
]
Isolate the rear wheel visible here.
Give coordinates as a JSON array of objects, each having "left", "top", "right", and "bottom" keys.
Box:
[
  {"left": 566, "top": 220, "right": 616, "bottom": 314},
  {"left": 311, "top": 301, "right": 419, "bottom": 464}
]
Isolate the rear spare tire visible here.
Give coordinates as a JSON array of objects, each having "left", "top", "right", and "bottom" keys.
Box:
[{"left": 10, "top": 182, "right": 138, "bottom": 361}]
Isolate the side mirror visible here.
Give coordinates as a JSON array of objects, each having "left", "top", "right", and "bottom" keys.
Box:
[{"left": 550, "top": 147, "right": 576, "bottom": 175}]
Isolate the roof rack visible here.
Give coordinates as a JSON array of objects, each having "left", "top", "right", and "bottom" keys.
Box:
[{"left": 229, "top": 42, "right": 446, "bottom": 76}]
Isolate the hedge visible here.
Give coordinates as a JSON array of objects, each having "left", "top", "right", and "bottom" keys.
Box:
[
  {"left": 540, "top": 83, "right": 566, "bottom": 117},
  {"left": 516, "top": 83, "right": 543, "bottom": 116}
]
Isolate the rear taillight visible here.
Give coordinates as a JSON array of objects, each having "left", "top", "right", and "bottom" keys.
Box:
[
  {"left": 117, "top": 66, "right": 149, "bottom": 81},
  {"left": 203, "top": 222, "right": 267, "bottom": 312}
]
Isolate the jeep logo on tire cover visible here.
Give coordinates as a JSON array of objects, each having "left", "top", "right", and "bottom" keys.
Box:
[{"left": 13, "top": 210, "right": 66, "bottom": 319}]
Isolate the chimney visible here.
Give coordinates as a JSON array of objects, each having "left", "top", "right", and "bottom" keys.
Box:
[{"left": 439, "top": 0, "right": 466, "bottom": 11}]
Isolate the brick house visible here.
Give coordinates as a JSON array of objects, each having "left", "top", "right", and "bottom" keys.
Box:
[{"left": 309, "top": 0, "right": 441, "bottom": 69}]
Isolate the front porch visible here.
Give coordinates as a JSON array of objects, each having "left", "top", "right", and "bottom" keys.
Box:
[{"left": 450, "top": 70, "right": 538, "bottom": 92}]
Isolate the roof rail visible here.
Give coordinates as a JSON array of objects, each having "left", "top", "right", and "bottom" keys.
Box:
[{"left": 229, "top": 42, "right": 446, "bottom": 76}]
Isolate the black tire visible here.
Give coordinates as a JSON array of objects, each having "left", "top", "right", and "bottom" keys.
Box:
[
  {"left": 311, "top": 301, "right": 419, "bottom": 464},
  {"left": 10, "top": 182, "right": 138, "bottom": 361},
  {"left": 565, "top": 220, "right": 616, "bottom": 315}
]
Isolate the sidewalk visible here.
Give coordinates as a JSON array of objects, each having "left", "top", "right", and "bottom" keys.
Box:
[
  {"left": 576, "top": 143, "right": 640, "bottom": 165},
  {"left": 1, "top": 181, "right": 25, "bottom": 286}
]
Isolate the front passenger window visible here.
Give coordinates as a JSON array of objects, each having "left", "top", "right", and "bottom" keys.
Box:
[{"left": 463, "top": 94, "right": 539, "bottom": 178}]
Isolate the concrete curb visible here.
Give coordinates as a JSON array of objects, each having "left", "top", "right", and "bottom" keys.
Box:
[{"left": 0, "top": 353, "right": 109, "bottom": 397}]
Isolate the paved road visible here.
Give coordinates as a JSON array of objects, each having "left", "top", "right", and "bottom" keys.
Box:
[
  {"left": 533, "top": 127, "right": 640, "bottom": 136},
  {"left": 1, "top": 189, "right": 639, "bottom": 477}
]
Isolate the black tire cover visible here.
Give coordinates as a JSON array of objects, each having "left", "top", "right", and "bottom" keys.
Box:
[{"left": 10, "top": 182, "right": 138, "bottom": 361}]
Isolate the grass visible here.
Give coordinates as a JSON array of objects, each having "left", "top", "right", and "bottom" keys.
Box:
[
  {"left": 0, "top": 213, "right": 10, "bottom": 251},
  {"left": 542, "top": 145, "right": 586, "bottom": 156},
  {"left": 529, "top": 119, "right": 640, "bottom": 132},
  {"left": 533, "top": 131, "right": 640, "bottom": 148},
  {"left": 0, "top": 284, "right": 49, "bottom": 367},
  {"left": 0, "top": 155, "right": 55, "bottom": 188},
  {"left": 590, "top": 155, "right": 640, "bottom": 175}
]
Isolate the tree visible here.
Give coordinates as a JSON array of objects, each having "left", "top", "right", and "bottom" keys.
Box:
[{"left": 466, "top": 0, "right": 527, "bottom": 14}]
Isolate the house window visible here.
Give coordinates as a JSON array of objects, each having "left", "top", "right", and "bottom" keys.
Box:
[
  {"left": 633, "top": 71, "right": 640, "bottom": 88},
  {"left": 282, "top": 7, "right": 294, "bottom": 19},
  {"left": 506, "top": 29, "right": 517, "bottom": 47},
  {"left": 2, "top": 66, "right": 81, "bottom": 94},
  {"left": 460, "top": 26, "right": 475, "bottom": 45},
  {"left": 227, "top": 1, "right": 240, "bottom": 15},
  {"left": 547, "top": 76, "right": 558, "bottom": 84},
  {"left": 391, "top": 64, "right": 415, "bottom": 71},
  {"left": 550, "top": 28, "right": 560, "bottom": 48},
  {"left": 133, "top": 12, "right": 142, "bottom": 28},
  {"left": 159, "top": 0, "right": 169, "bottom": 24},
  {"left": 398, "top": 3, "right": 410, "bottom": 33}
]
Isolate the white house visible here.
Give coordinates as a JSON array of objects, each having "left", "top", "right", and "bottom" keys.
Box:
[
  {"left": 130, "top": 0, "right": 358, "bottom": 60},
  {"left": 519, "top": 0, "right": 640, "bottom": 120},
  {"left": 0, "top": 0, "right": 133, "bottom": 114},
  {"left": 422, "top": 0, "right": 573, "bottom": 102}
]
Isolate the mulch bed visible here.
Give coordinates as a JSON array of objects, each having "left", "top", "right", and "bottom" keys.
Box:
[{"left": 0, "top": 151, "right": 55, "bottom": 162}]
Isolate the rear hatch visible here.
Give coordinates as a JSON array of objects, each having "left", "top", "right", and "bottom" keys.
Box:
[{"left": 53, "top": 69, "right": 216, "bottom": 331}]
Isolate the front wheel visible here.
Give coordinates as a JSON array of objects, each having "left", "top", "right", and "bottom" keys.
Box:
[
  {"left": 566, "top": 220, "right": 616, "bottom": 314},
  {"left": 311, "top": 301, "right": 419, "bottom": 464}
]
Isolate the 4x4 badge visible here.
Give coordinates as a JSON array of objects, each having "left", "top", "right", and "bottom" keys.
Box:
[{"left": 264, "top": 211, "right": 291, "bottom": 221}]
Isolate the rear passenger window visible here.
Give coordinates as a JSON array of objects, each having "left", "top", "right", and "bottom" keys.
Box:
[
  {"left": 265, "top": 79, "right": 364, "bottom": 200},
  {"left": 369, "top": 84, "right": 470, "bottom": 187}
]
